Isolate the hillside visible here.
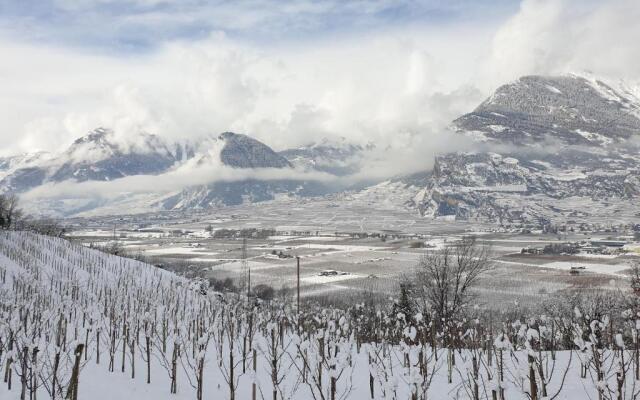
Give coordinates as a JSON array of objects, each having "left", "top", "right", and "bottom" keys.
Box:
[
  {"left": 4, "top": 130, "right": 347, "bottom": 216},
  {"left": 1, "top": 231, "right": 638, "bottom": 399},
  {"left": 454, "top": 74, "right": 640, "bottom": 145},
  {"left": 0, "top": 128, "right": 177, "bottom": 193},
  {"left": 401, "top": 74, "right": 640, "bottom": 224}
]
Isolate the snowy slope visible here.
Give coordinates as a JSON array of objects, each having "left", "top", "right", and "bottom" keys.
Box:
[
  {"left": 454, "top": 74, "right": 640, "bottom": 145},
  {"left": 0, "top": 128, "right": 177, "bottom": 192},
  {"left": 407, "top": 73, "right": 640, "bottom": 224},
  {"left": 3, "top": 130, "right": 341, "bottom": 216},
  {"left": 279, "top": 138, "right": 372, "bottom": 176},
  {"left": 1, "top": 231, "right": 638, "bottom": 399}
]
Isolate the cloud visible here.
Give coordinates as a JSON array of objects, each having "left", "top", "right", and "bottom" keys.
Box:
[
  {"left": 0, "top": 26, "right": 491, "bottom": 157},
  {"left": 482, "top": 0, "right": 640, "bottom": 90},
  {"left": 2, "top": 0, "right": 640, "bottom": 188},
  {"left": 4, "top": 0, "right": 640, "bottom": 219},
  {"left": 20, "top": 162, "right": 338, "bottom": 202}
]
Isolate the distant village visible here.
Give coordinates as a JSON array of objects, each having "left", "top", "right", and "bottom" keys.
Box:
[{"left": 520, "top": 237, "right": 631, "bottom": 256}]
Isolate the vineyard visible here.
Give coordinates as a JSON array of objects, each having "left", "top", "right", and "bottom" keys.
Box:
[{"left": 1, "top": 230, "right": 640, "bottom": 399}]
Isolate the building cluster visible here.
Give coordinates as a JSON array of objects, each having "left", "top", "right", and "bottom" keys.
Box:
[{"left": 521, "top": 237, "right": 632, "bottom": 256}]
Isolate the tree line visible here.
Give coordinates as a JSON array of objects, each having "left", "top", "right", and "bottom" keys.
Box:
[{"left": 0, "top": 193, "right": 65, "bottom": 236}]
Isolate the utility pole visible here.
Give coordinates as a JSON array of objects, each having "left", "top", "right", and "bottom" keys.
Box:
[
  {"left": 242, "top": 237, "right": 248, "bottom": 300},
  {"left": 247, "top": 267, "right": 251, "bottom": 300},
  {"left": 296, "top": 256, "right": 300, "bottom": 315}
]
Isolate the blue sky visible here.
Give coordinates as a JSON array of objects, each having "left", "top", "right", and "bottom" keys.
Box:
[{"left": 0, "top": 0, "right": 519, "bottom": 53}]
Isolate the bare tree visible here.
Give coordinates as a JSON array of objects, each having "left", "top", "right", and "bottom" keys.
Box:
[
  {"left": 0, "top": 194, "right": 22, "bottom": 230},
  {"left": 25, "top": 218, "right": 66, "bottom": 237},
  {"left": 630, "top": 263, "right": 640, "bottom": 298},
  {"left": 414, "top": 237, "right": 492, "bottom": 331}
]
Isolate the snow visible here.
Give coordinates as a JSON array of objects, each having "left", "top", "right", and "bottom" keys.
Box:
[
  {"left": 578, "top": 72, "right": 638, "bottom": 111},
  {"left": 67, "top": 229, "right": 166, "bottom": 239},
  {"left": 0, "top": 152, "right": 51, "bottom": 181},
  {"left": 573, "top": 129, "right": 613, "bottom": 145},
  {"left": 144, "top": 246, "right": 219, "bottom": 257},
  {"left": 495, "top": 258, "right": 630, "bottom": 277},
  {"left": 531, "top": 160, "right": 553, "bottom": 169},
  {"left": 545, "top": 84, "right": 563, "bottom": 94},
  {"left": 542, "top": 261, "right": 629, "bottom": 275},
  {"left": 553, "top": 170, "right": 588, "bottom": 181},
  {"left": 268, "top": 235, "right": 344, "bottom": 242},
  {"left": 267, "top": 235, "right": 302, "bottom": 241},
  {"left": 212, "top": 260, "right": 285, "bottom": 271},
  {"left": 488, "top": 124, "right": 507, "bottom": 133},
  {"left": 293, "top": 243, "right": 393, "bottom": 252},
  {"left": 463, "top": 130, "right": 490, "bottom": 142},
  {"left": 448, "top": 184, "right": 528, "bottom": 193},
  {"left": 301, "top": 273, "right": 365, "bottom": 284},
  {"left": 300, "top": 235, "right": 345, "bottom": 241},
  {"left": 2, "top": 231, "right": 640, "bottom": 400}
]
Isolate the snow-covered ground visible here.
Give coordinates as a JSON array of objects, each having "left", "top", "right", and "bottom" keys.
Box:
[
  {"left": 301, "top": 273, "right": 365, "bottom": 284},
  {"left": 293, "top": 243, "right": 393, "bottom": 252},
  {"left": 495, "top": 258, "right": 630, "bottom": 277},
  {"left": 2, "top": 231, "right": 639, "bottom": 400}
]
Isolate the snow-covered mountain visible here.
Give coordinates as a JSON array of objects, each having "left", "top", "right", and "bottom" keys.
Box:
[
  {"left": 0, "top": 128, "right": 178, "bottom": 192},
  {"left": 219, "top": 132, "right": 292, "bottom": 169},
  {"left": 454, "top": 74, "right": 640, "bottom": 145},
  {"left": 401, "top": 74, "right": 640, "bottom": 224},
  {"left": 150, "top": 132, "right": 345, "bottom": 210},
  {"left": 158, "top": 179, "right": 332, "bottom": 210},
  {"left": 278, "top": 138, "right": 372, "bottom": 176},
  {"left": 0, "top": 151, "right": 52, "bottom": 184},
  {"left": 1, "top": 129, "right": 304, "bottom": 196},
  {"left": 155, "top": 136, "right": 376, "bottom": 210},
  {"left": 7, "top": 73, "right": 640, "bottom": 223},
  {"left": 2, "top": 129, "right": 354, "bottom": 215},
  {"left": 50, "top": 128, "right": 177, "bottom": 183}
]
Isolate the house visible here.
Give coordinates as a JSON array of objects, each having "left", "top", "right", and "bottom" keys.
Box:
[{"left": 521, "top": 247, "right": 542, "bottom": 255}]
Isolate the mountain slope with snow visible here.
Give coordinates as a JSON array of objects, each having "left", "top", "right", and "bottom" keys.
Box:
[
  {"left": 5, "top": 73, "right": 640, "bottom": 223},
  {"left": 454, "top": 74, "right": 640, "bottom": 145},
  {"left": 2, "top": 130, "right": 353, "bottom": 216},
  {"left": 406, "top": 74, "right": 640, "bottom": 224},
  {"left": 279, "top": 138, "right": 372, "bottom": 176},
  {"left": 0, "top": 128, "right": 178, "bottom": 192}
]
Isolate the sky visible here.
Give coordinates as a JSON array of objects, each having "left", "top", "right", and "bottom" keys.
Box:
[{"left": 1, "top": 0, "right": 639, "bottom": 163}]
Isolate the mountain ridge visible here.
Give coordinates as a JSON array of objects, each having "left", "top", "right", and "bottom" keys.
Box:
[
  {"left": 401, "top": 73, "right": 640, "bottom": 224},
  {"left": 7, "top": 73, "right": 640, "bottom": 224}
]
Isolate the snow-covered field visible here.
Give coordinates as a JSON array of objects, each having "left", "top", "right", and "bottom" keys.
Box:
[
  {"left": 301, "top": 273, "right": 365, "bottom": 284},
  {"left": 2, "top": 231, "right": 640, "bottom": 399},
  {"left": 63, "top": 219, "right": 637, "bottom": 308},
  {"left": 494, "top": 258, "right": 630, "bottom": 277}
]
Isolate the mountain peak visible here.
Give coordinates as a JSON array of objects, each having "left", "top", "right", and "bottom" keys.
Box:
[
  {"left": 218, "top": 131, "right": 238, "bottom": 140},
  {"left": 218, "top": 132, "right": 291, "bottom": 169},
  {"left": 65, "top": 128, "right": 121, "bottom": 163},
  {"left": 455, "top": 74, "right": 640, "bottom": 146},
  {"left": 71, "top": 127, "right": 111, "bottom": 145}
]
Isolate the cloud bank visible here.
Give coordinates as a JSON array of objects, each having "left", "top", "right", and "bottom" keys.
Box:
[
  {"left": 1, "top": 0, "right": 639, "bottom": 190},
  {"left": 21, "top": 163, "right": 338, "bottom": 202}
]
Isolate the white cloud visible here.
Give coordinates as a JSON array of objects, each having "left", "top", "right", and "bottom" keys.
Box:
[
  {"left": 1, "top": 0, "right": 639, "bottom": 184},
  {"left": 0, "top": 26, "right": 491, "bottom": 158},
  {"left": 483, "top": 0, "right": 640, "bottom": 89}
]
